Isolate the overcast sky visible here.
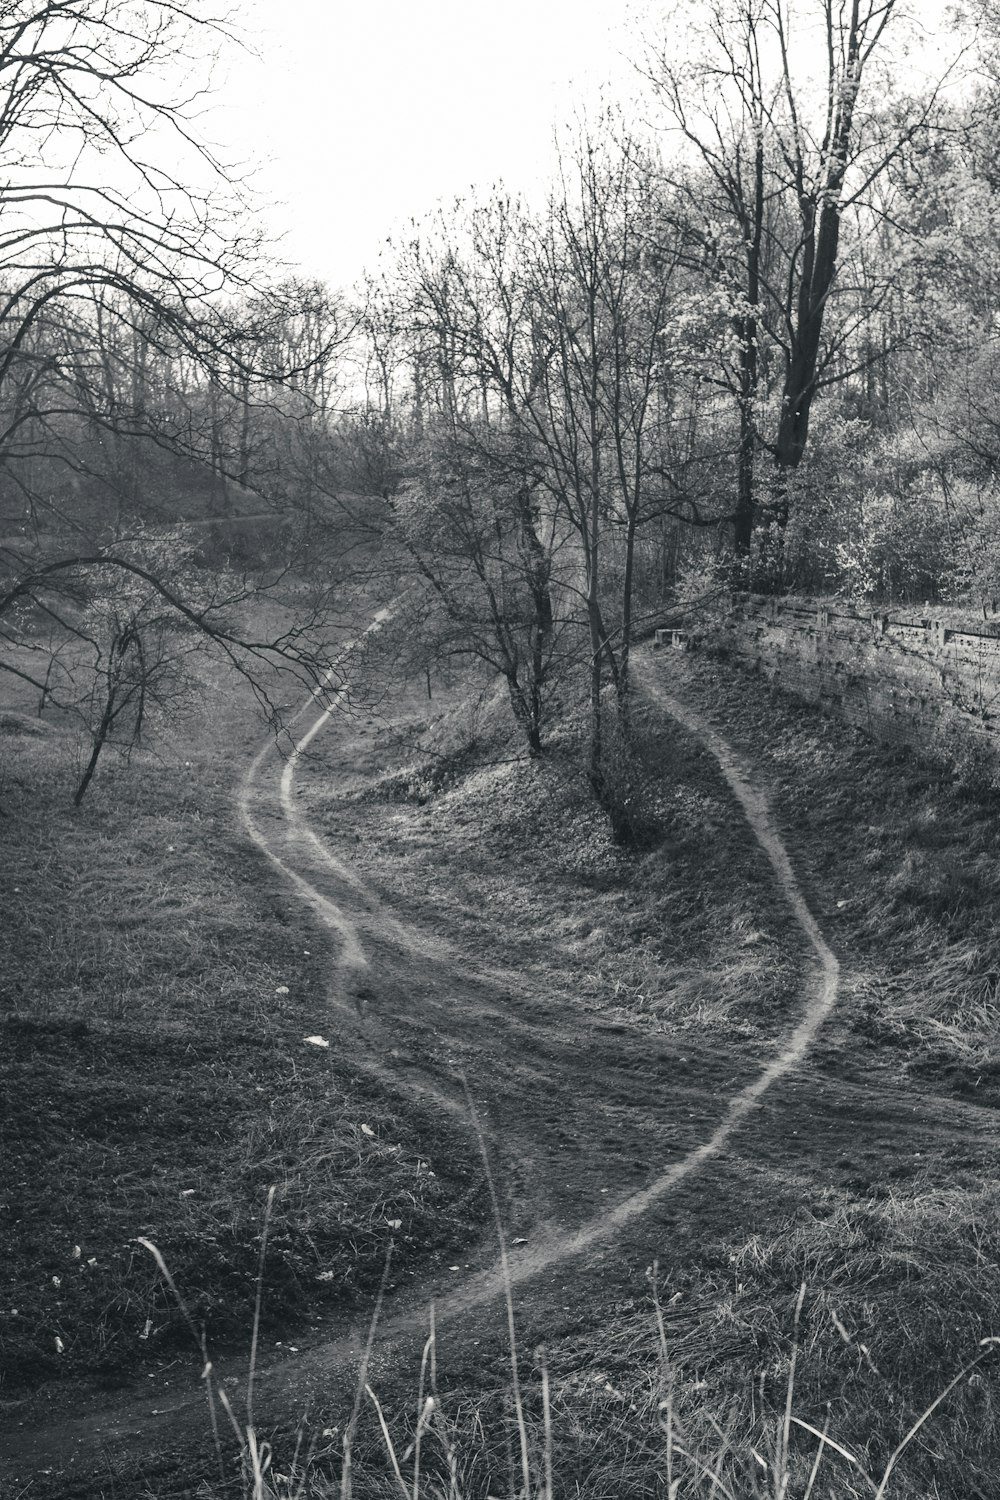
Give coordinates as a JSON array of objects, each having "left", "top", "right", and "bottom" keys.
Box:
[
  {"left": 215, "top": 0, "right": 640, "bottom": 290},
  {"left": 212, "top": 0, "right": 963, "bottom": 295}
]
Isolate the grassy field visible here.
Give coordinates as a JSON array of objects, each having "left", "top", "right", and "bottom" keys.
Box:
[
  {"left": 235, "top": 644, "right": 1000, "bottom": 1500},
  {"left": 5, "top": 635, "right": 1000, "bottom": 1498},
  {"left": 0, "top": 654, "right": 487, "bottom": 1403},
  {"left": 678, "top": 645, "right": 1000, "bottom": 1093},
  {"left": 301, "top": 659, "right": 806, "bottom": 1046}
]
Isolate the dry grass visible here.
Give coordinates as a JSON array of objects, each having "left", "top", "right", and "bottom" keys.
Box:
[
  {"left": 10, "top": 638, "right": 1000, "bottom": 1496},
  {"left": 0, "top": 659, "right": 486, "bottom": 1396},
  {"left": 671, "top": 649, "right": 1000, "bottom": 1096},
  {"left": 213, "top": 647, "right": 1000, "bottom": 1500},
  {"left": 300, "top": 672, "right": 804, "bottom": 1044},
  {"left": 135, "top": 1178, "right": 1000, "bottom": 1499}
]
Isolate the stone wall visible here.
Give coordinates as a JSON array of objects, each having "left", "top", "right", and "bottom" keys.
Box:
[{"left": 708, "top": 597, "right": 1000, "bottom": 780}]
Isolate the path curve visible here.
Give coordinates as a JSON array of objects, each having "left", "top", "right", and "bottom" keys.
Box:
[
  {"left": 0, "top": 639, "right": 846, "bottom": 1488},
  {"left": 423, "top": 656, "right": 842, "bottom": 1303},
  {"left": 239, "top": 636, "right": 840, "bottom": 1303},
  {"left": 237, "top": 606, "right": 397, "bottom": 982}
]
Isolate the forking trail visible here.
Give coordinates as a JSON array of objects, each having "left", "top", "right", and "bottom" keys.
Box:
[
  {"left": 0, "top": 618, "right": 846, "bottom": 1480},
  {"left": 238, "top": 609, "right": 841, "bottom": 1311}
]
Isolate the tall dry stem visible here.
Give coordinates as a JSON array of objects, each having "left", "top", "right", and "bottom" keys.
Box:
[
  {"left": 411, "top": 1325, "right": 436, "bottom": 1500},
  {"left": 873, "top": 1338, "right": 1000, "bottom": 1499},
  {"left": 461, "top": 1075, "right": 533, "bottom": 1500},
  {"left": 775, "top": 1282, "right": 807, "bottom": 1497},
  {"left": 538, "top": 1346, "right": 553, "bottom": 1500},
  {"left": 247, "top": 1184, "right": 277, "bottom": 1433},
  {"left": 341, "top": 1240, "right": 395, "bottom": 1500}
]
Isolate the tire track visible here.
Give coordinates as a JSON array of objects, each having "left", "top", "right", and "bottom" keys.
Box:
[
  {"left": 237, "top": 604, "right": 419, "bottom": 984},
  {"left": 1, "top": 641, "right": 843, "bottom": 1485},
  {"left": 240, "top": 636, "right": 840, "bottom": 1303},
  {"left": 409, "top": 655, "right": 842, "bottom": 1306}
]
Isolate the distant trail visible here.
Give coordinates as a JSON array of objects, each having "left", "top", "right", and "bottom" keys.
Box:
[
  {"left": 238, "top": 672, "right": 368, "bottom": 977},
  {"left": 236, "top": 605, "right": 396, "bottom": 982}
]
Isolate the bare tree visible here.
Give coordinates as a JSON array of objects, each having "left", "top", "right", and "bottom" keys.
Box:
[
  {"left": 373, "top": 134, "right": 697, "bottom": 828},
  {"left": 71, "top": 567, "right": 184, "bottom": 806},
  {"left": 0, "top": 4, "right": 354, "bottom": 794},
  {"left": 0, "top": 1, "right": 259, "bottom": 543},
  {"left": 391, "top": 431, "right": 564, "bottom": 757},
  {"left": 645, "top": 0, "right": 957, "bottom": 554}
]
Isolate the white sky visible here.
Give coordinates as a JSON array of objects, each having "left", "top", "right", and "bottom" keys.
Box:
[
  {"left": 215, "top": 0, "right": 640, "bottom": 290},
  {"left": 212, "top": 0, "right": 964, "bottom": 295}
]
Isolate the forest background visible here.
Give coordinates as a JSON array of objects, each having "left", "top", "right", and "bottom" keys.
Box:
[{"left": 2, "top": 0, "right": 999, "bottom": 813}]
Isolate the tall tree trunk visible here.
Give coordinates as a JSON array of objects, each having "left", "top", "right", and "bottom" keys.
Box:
[
  {"left": 74, "top": 682, "right": 117, "bottom": 806},
  {"left": 735, "top": 361, "right": 757, "bottom": 555},
  {"left": 238, "top": 371, "right": 252, "bottom": 487},
  {"left": 208, "top": 380, "right": 228, "bottom": 517},
  {"left": 774, "top": 200, "right": 841, "bottom": 477},
  {"left": 618, "top": 508, "right": 638, "bottom": 735},
  {"left": 587, "top": 370, "right": 605, "bottom": 800},
  {"left": 775, "top": 7, "right": 865, "bottom": 487},
  {"left": 735, "top": 130, "right": 764, "bottom": 556},
  {"left": 505, "top": 672, "right": 542, "bottom": 757}
]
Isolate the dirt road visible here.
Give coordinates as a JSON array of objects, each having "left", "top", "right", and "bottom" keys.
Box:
[{"left": 7, "top": 638, "right": 991, "bottom": 1495}]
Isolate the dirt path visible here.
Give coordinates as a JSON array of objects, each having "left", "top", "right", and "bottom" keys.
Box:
[
  {"left": 2, "top": 640, "right": 855, "bottom": 1491},
  {"left": 237, "top": 639, "right": 841, "bottom": 1283}
]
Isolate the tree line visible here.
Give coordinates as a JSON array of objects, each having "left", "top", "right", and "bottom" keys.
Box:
[
  {"left": 3, "top": 1, "right": 1000, "bottom": 816},
  {"left": 341, "top": 1, "right": 1000, "bottom": 823}
]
